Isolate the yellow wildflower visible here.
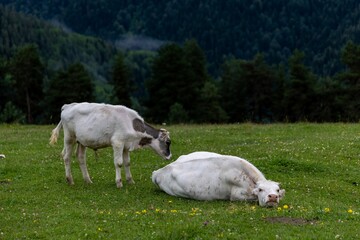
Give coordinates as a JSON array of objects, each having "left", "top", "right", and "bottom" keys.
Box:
[
  {"left": 324, "top": 208, "right": 330, "bottom": 213},
  {"left": 191, "top": 208, "right": 200, "bottom": 213},
  {"left": 347, "top": 209, "right": 353, "bottom": 214},
  {"left": 283, "top": 205, "right": 289, "bottom": 209}
]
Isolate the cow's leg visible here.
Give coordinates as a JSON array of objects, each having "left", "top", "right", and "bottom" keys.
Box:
[
  {"left": 112, "top": 142, "right": 125, "bottom": 188},
  {"left": 230, "top": 187, "right": 253, "bottom": 201},
  {"left": 123, "top": 149, "right": 135, "bottom": 184},
  {"left": 62, "top": 139, "right": 75, "bottom": 185},
  {"left": 76, "top": 143, "right": 92, "bottom": 184}
]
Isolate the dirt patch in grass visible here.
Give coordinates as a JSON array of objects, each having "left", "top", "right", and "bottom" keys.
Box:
[{"left": 265, "top": 217, "right": 316, "bottom": 225}]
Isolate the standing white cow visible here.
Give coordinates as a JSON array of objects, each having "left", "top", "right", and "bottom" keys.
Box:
[
  {"left": 50, "top": 102, "right": 171, "bottom": 188},
  {"left": 152, "top": 152, "right": 285, "bottom": 207}
]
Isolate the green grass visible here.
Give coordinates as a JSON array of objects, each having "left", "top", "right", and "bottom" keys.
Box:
[{"left": 0, "top": 123, "right": 359, "bottom": 239}]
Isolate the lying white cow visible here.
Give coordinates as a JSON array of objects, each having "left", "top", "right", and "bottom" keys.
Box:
[
  {"left": 152, "top": 152, "right": 285, "bottom": 207},
  {"left": 50, "top": 102, "right": 171, "bottom": 188}
]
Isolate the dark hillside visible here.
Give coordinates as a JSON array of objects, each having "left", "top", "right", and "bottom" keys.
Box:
[
  {"left": 0, "top": 5, "right": 117, "bottom": 93},
  {"left": 2, "top": 0, "right": 360, "bottom": 75}
]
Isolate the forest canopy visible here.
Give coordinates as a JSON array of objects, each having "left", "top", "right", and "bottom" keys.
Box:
[
  {"left": 1, "top": 2, "right": 360, "bottom": 124},
  {"left": 2, "top": 0, "right": 360, "bottom": 76}
]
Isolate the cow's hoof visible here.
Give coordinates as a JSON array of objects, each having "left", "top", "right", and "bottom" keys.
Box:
[
  {"left": 85, "top": 180, "right": 93, "bottom": 184},
  {"left": 127, "top": 178, "right": 135, "bottom": 185},
  {"left": 66, "top": 177, "right": 75, "bottom": 185},
  {"left": 116, "top": 180, "right": 123, "bottom": 188}
]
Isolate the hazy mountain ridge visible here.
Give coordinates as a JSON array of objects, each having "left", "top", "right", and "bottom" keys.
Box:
[{"left": 1, "top": 0, "right": 360, "bottom": 75}]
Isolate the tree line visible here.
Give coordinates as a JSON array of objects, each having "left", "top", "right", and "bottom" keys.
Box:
[{"left": 1, "top": 39, "right": 360, "bottom": 124}]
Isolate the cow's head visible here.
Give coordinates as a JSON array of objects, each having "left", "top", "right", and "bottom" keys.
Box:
[
  {"left": 252, "top": 180, "right": 285, "bottom": 207},
  {"left": 149, "top": 128, "right": 172, "bottom": 160},
  {"left": 134, "top": 120, "right": 172, "bottom": 160}
]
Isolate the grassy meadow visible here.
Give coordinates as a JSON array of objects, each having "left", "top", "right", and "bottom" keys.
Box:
[{"left": 0, "top": 123, "right": 359, "bottom": 239}]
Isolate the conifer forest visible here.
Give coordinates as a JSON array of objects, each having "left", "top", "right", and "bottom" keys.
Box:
[{"left": 1, "top": 1, "right": 360, "bottom": 124}]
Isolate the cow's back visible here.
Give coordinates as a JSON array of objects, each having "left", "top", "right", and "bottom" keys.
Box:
[
  {"left": 60, "top": 102, "right": 142, "bottom": 149},
  {"left": 62, "top": 102, "right": 140, "bottom": 120},
  {"left": 174, "top": 151, "right": 222, "bottom": 163}
]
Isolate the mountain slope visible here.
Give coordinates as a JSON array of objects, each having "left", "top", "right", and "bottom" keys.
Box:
[
  {"left": 0, "top": 5, "right": 117, "bottom": 85},
  {"left": 2, "top": 0, "right": 360, "bottom": 75}
]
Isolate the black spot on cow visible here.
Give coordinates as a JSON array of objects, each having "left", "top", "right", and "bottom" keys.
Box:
[
  {"left": 133, "top": 118, "right": 145, "bottom": 132},
  {"left": 139, "top": 137, "right": 152, "bottom": 146}
]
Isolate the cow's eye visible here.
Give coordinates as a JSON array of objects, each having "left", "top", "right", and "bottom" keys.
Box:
[
  {"left": 258, "top": 188, "right": 263, "bottom": 192},
  {"left": 277, "top": 189, "right": 280, "bottom": 192}
]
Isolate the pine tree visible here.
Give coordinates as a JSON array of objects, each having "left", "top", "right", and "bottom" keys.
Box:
[
  {"left": 195, "top": 81, "right": 228, "bottom": 123},
  {"left": 111, "top": 52, "right": 132, "bottom": 107},
  {"left": 0, "top": 57, "right": 11, "bottom": 111},
  {"left": 146, "top": 43, "right": 186, "bottom": 123},
  {"left": 220, "top": 54, "right": 278, "bottom": 122},
  {"left": 340, "top": 41, "right": 360, "bottom": 74},
  {"left": 9, "top": 44, "right": 44, "bottom": 123},
  {"left": 242, "top": 54, "right": 276, "bottom": 122},
  {"left": 284, "top": 49, "right": 317, "bottom": 122},
  {"left": 333, "top": 41, "right": 360, "bottom": 121},
  {"left": 45, "top": 63, "right": 94, "bottom": 123},
  {"left": 182, "top": 39, "right": 212, "bottom": 121},
  {"left": 220, "top": 58, "right": 247, "bottom": 122},
  {"left": 146, "top": 40, "right": 216, "bottom": 123}
]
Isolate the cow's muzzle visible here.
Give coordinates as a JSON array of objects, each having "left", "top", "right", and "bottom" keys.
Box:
[{"left": 265, "top": 194, "right": 279, "bottom": 207}]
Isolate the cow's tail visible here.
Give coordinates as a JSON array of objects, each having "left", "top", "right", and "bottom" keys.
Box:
[{"left": 49, "top": 120, "right": 63, "bottom": 145}]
